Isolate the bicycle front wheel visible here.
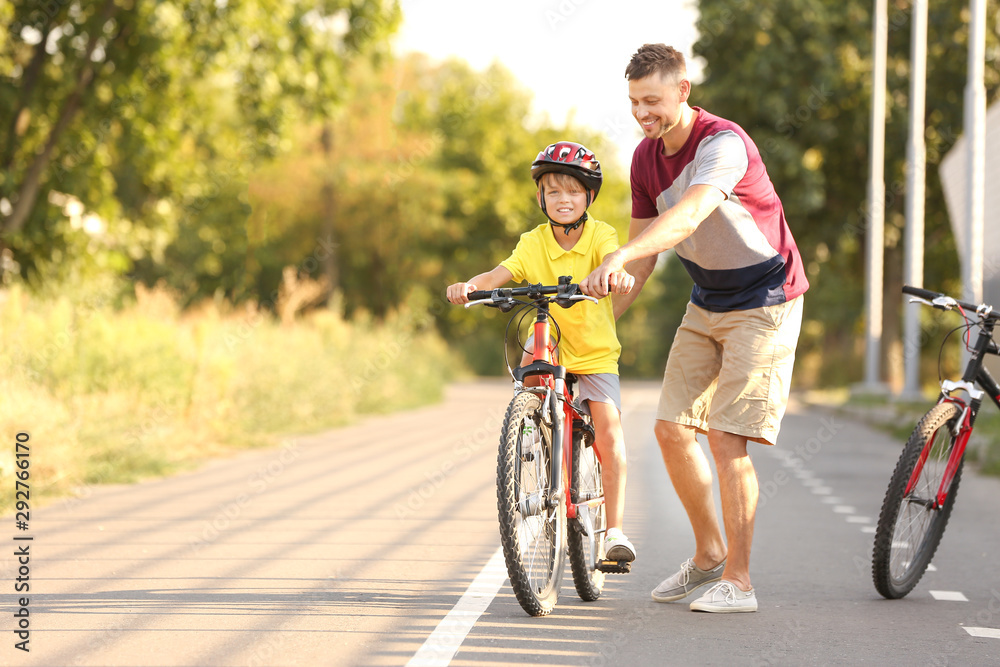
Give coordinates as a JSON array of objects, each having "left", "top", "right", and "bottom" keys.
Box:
[
  {"left": 497, "top": 391, "right": 565, "bottom": 616},
  {"left": 872, "top": 401, "right": 964, "bottom": 599},
  {"left": 567, "top": 426, "right": 606, "bottom": 601}
]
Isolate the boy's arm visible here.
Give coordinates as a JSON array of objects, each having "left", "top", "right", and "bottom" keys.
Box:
[{"left": 446, "top": 265, "right": 513, "bottom": 304}]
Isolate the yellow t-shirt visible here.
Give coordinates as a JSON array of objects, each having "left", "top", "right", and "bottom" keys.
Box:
[{"left": 500, "top": 219, "right": 621, "bottom": 375}]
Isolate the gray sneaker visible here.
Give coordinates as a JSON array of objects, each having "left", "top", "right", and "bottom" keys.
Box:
[
  {"left": 651, "top": 558, "right": 725, "bottom": 603},
  {"left": 689, "top": 580, "right": 758, "bottom": 613}
]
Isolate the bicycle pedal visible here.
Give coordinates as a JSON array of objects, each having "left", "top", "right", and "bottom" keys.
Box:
[{"left": 596, "top": 559, "right": 632, "bottom": 574}]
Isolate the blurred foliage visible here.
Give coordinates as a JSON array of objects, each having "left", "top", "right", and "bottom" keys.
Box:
[
  {"left": 5, "top": 0, "right": 998, "bottom": 391},
  {"left": 0, "top": 278, "right": 452, "bottom": 512},
  {"left": 693, "top": 0, "right": 1000, "bottom": 388},
  {"left": 245, "top": 53, "right": 637, "bottom": 375},
  {"left": 0, "top": 0, "right": 400, "bottom": 296}
]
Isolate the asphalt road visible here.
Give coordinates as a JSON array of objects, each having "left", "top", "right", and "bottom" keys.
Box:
[{"left": 3, "top": 379, "right": 1000, "bottom": 666}]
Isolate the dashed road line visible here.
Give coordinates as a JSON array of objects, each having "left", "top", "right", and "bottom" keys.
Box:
[
  {"left": 930, "top": 590, "right": 969, "bottom": 602},
  {"left": 964, "top": 626, "right": 1000, "bottom": 639}
]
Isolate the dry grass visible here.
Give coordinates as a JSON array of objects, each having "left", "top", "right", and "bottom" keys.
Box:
[{"left": 0, "top": 275, "right": 454, "bottom": 513}]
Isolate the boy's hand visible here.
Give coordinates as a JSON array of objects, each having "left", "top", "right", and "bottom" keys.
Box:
[{"left": 446, "top": 282, "right": 477, "bottom": 304}]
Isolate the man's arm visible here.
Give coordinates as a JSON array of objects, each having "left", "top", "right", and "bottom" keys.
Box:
[
  {"left": 582, "top": 184, "right": 726, "bottom": 298},
  {"left": 610, "top": 217, "right": 656, "bottom": 318}
]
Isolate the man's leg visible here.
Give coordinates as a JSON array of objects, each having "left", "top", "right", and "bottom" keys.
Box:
[
  {"left": 654, "top": 419, "right": 727, "bottom": 570},
  {"left": 707, "top": 428, "right": 757, "bottom": 592}
]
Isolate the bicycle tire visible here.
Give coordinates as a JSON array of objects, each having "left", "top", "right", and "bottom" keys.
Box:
[
  {"left": 497, "top": 391, "right": 565, "bottom": 616},
  {"left": 567, "top": 426, "right": 606, "bottom": 601},
  {"left": 872, "top": 401, "right": 964, "bottom": 599}
]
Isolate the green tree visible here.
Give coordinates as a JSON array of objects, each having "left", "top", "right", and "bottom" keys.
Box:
[
  {"left": 692, "top": 0, "right": 1000, "bottom": 387},
  {"left": 0, "top": 0, "right": 400, "bottom": 295},
  {"left": 245, "top": 53, "right": 640, "bottom": 375}
]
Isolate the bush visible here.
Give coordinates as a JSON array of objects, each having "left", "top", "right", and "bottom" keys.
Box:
[{"left": 0, "top": 282, "right": 455, "bottom": 512}]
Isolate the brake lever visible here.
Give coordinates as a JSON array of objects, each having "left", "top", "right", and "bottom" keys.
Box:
[{"left": 908, "top": 296, "right": 956, "bottom": 311}]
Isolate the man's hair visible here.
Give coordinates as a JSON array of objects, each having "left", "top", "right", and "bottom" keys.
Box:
[{"left": 625, "top": 44, "right": 687, "bottom": 82}]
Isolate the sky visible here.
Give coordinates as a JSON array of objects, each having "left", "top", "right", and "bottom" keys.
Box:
[{"left": 392, "top": 0, "right": 702, "bottom": 174}]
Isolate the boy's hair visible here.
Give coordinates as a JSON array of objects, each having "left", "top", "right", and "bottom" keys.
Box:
[
  {"left": 625, "top": 44, "right": 687, "bottom": 83},
  {"left": 539, "top": 172, "right": 586, "bottom": 194}
]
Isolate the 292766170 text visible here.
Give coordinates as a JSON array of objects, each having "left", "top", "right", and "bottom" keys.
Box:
[{"left": 12, "top": 431, "right": 32, "bottom": 652}]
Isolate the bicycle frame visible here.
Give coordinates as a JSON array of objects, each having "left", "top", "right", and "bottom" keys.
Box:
[
  {"left": 905, "top": 314, "right": 1000, "bottom": 508},
  {"left": 513, "top": 302, "right": 587, "bottom": 520}
]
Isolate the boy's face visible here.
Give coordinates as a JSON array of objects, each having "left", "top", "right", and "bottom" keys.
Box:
[
  {"left": 539, "top": 175, "right": 589, "bottom": 225},
  {"left": 628, "top": 71, "right": 690, "bottom": 140}
]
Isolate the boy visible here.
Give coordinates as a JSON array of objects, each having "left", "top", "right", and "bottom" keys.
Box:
[{"left": 447, "top": 141, "right": 636, "bottom": 562}]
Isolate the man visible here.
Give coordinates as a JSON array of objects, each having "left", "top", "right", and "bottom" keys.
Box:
[{"left": 581, "top": 44, "right": 809, "bottom": 613}]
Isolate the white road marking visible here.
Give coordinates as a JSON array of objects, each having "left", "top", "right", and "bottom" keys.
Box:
[
  {"left": 846, "top": 516, "right": 871, "bottom": 523},
  {"left": 811, "top": 487, "right": 833, "bottom": 495},
  {"left": 407, "top": 547, "right": 507, "bottom": 667},
  {"left": 927, "top": 564, "right": 937, "bottom": 572},
  {"left": 964, "top": 626, "right": 1000, "bottom": 638},
  {"left": 930, "top": 590, "right": 968, "bottom": 601},
  {"left": 820, "top": 497, "right": 844, "bottom": 504},
  {"left": 861, "top": 526, "right": 876, "bottom": 534},
  {"left": 833, "top": 505, "right": 856, "bottom": 514}
]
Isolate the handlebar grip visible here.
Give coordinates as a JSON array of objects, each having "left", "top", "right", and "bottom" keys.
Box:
[
  {"left": 902, "top": 285, "right": 941, "bottom": 301},
  {"left": 467, "top": 290, "right": 493, "bottom": 301}
]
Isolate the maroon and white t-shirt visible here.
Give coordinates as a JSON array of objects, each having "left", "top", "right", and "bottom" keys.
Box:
[{"left": 631, "top": 107, "right": 809, "bottom": 312}]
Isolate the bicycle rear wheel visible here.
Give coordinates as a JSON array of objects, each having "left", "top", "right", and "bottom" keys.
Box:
[
  {"left": 872, "top": 401, "right": 964, "bottom": 599},
  {"left": 567, "top": 424, "right": 606, "bottom": 601},
  {"left": 497, "top": 391, "right": 565, "bottom": 616}
]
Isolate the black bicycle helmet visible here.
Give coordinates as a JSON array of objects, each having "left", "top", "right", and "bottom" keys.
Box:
[
  {"left": 531, "top": 141, "right": 603, "bottom": 202},
  {"left": 531, "top": 141, "right": 603, "bottom": 234}
]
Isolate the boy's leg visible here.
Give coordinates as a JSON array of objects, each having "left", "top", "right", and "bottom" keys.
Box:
[
  {"left": 575, "top": 373, "right": 633, "bottom": 561},
  {"left": 587, "top": 400, "right": 626, "bottom": 531}
]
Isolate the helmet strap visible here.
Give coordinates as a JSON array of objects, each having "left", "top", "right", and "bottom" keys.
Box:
[{"left": 549, "top": 212, "right": 588, "bottom": 235}]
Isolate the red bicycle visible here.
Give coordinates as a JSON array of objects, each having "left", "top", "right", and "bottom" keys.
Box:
[
  {"left": 872, "top": 285, "right": 1000, "bottom": 598},
  {"left": 464, "top": 276, "right": 629, "bottom": 617}
]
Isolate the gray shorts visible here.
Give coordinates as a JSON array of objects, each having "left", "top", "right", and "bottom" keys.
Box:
[
  {"left": 524, "top": 335, "right": 621, "bottom": 413},
  {"left": 573, "top": 373, "right": 622, "bottom": 414}
]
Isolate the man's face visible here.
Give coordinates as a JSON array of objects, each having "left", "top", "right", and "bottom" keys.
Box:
[{"left": 628, "top": 72, "right": 688, "bottom": 140}]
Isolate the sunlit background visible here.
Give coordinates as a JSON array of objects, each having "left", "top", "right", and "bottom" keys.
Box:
[{"left": 1, "top": 0, "right": 999, "bottom": 508}]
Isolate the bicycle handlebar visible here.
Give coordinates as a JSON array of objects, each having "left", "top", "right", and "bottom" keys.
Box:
[
  {"left": 903, "top": 284, "right": 998, "bottom": 320},
  {"left": 464, "top": 277, "right": 598, "bottom": 309}
]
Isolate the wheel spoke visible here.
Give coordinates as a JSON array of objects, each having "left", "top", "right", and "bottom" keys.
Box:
[{"left": 875, "top": 401, "right": 963, "bottom": 598}]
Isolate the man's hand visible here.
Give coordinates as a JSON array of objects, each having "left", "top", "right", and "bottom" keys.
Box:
[{"left": 581, "top": 250, "right": 634, "bottom": 298}]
